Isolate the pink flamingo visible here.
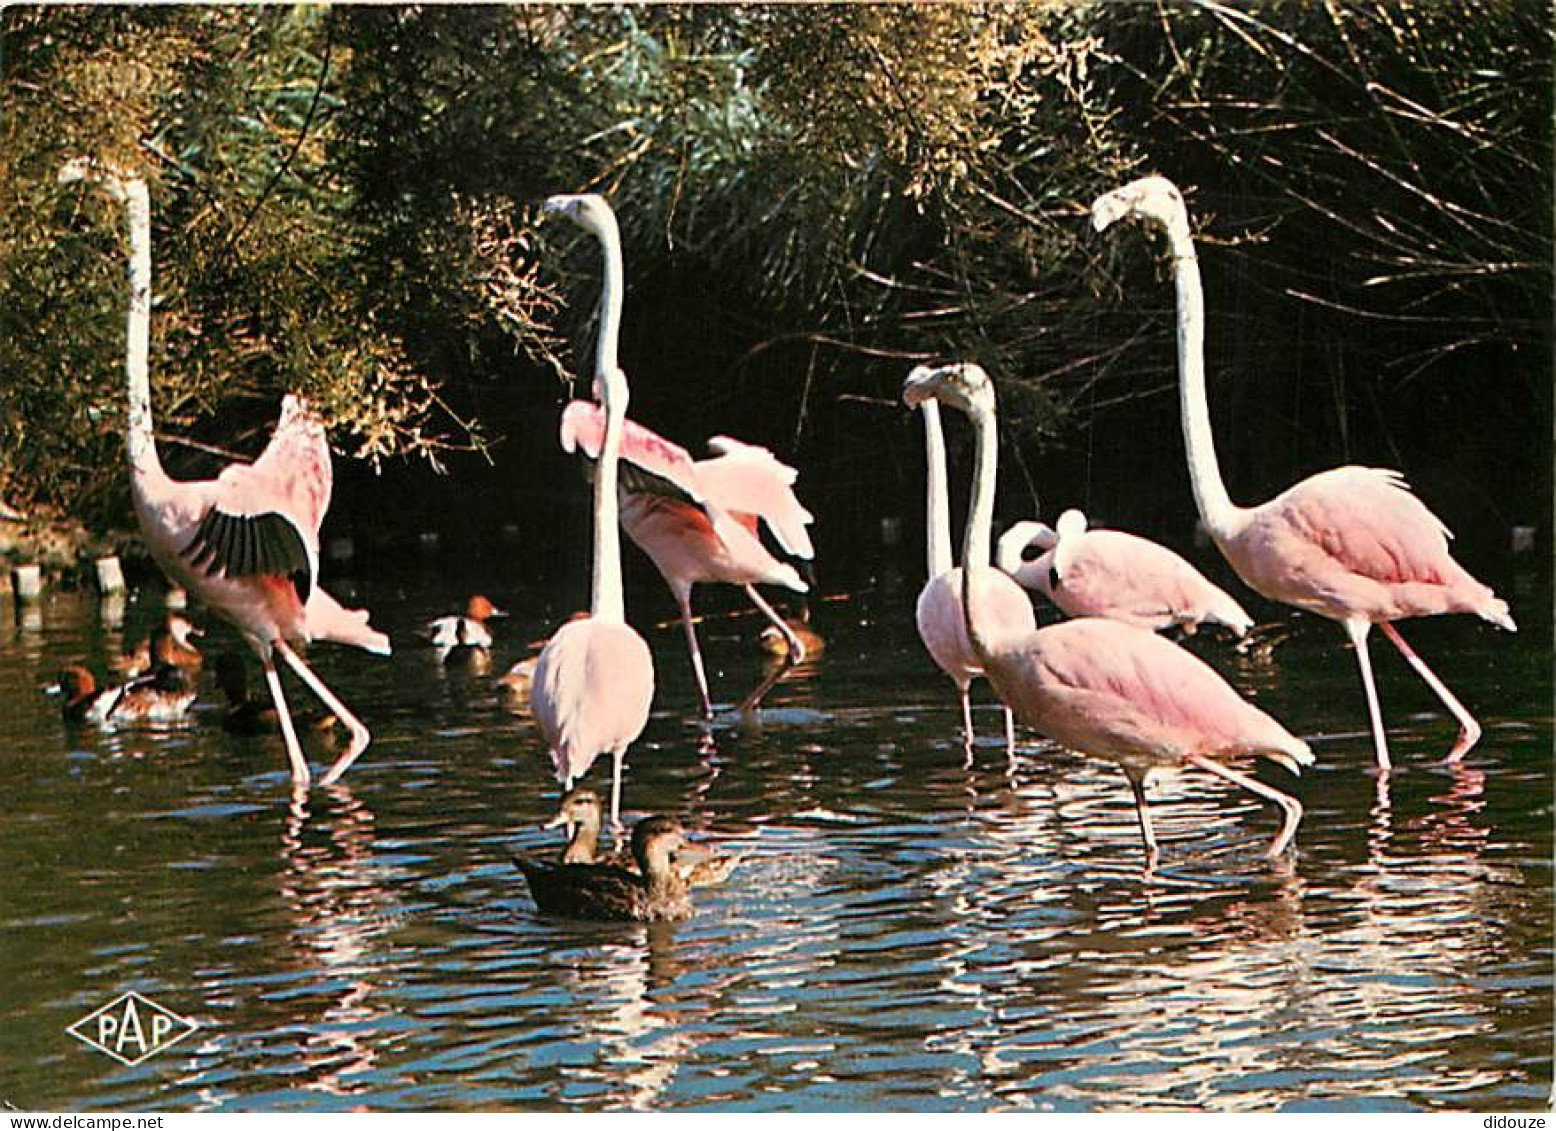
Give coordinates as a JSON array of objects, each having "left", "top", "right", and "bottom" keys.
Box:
[
  {"left": 996, "top": 510, "right": 1252, "bottom": 636},
  {"left": 1092, "top": 175, "right": 1515, "bottom": 770},
  {"left": 61, "top": 159, "right": 389, "bottom": 788},
  {"left": 553, "top": 210, "right": 814, "bottom": 720},
  {"left": 531, "top": 194, "right": 655, "bottom": 834},
  {"left": 908, "top": 362, "right": 1312, "bottom": 865},
  {"left": 908, "top": 378, "right": 1030, "bottom": 757}
]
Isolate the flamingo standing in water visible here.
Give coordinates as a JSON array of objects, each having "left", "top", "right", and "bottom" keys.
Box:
[
  {"left": 549, "top": 197, "right": 815, "bottom": 719},
  {"left": 1092, "top": 175, "right": 1515, "bottom": 770},
  {"left": 906, "top": 363, "right": 1312, "bottom": 865},
  {"left": 996, "top": 510, "right": 1252, "bottom": 636},
  {"left": 909, "top": 381, "right": 1030, "bottom": 757},
  {"left": 531, "top": 194, "right": 655, "bottom": 834},
  {"left": 60, "top": 159, "right": 389, "bottom": 787}
]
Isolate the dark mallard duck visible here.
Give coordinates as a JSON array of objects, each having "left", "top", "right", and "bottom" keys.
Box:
[
  {"left": 545, "top": 787, "right": 740, "bottom": 887},
  {"left": 514, "top": 814, "right": 703, "bottom": 922}
]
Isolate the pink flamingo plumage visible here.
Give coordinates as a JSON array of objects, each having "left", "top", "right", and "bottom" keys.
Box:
[
  {"left": 996, "top": 510, "right": 1252, "bottom": 636},
  {"left": 907, "top": 362, "right": 1312, "bottom": 865},
  {"left": 1092, "top": 175, "right": 1515, "bottom": 770},
  {"left": 531, "top": 194, "right": 655, "bottom": 834},
  {"left": 908, "top": 379, "right": 1030, "bottom": 758},
  {"left": 552, "top": 210, "right": 814, "bottom": 720},
  {"left": 61, "top": 159, "right": 389, "bottom": 788}
]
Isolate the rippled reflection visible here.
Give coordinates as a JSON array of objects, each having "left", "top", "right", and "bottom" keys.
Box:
[{"left": 0, "top": 585, "right": 1547, "bottom": 1111}]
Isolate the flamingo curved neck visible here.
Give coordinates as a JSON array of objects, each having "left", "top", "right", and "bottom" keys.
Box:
[
  {"left": 591, "top": 214, "right": 624, "bottom": 383},
  {"left": 591, "top": 379, "right": 628, "bottom": 624},
  {"left": 920, "top": 399, "right": 953, "bottom": 577},
  {"left": 958, "top": 402, "right": 1001, "bottom": 661},
  {"left": 1167, "top": 225, "right": 1238, "bottom": 542},
  {"left": 964, "top": 405, "right": 997, "bottom": 570},
  {"left": 121, "top": 179, "right": 167, "bottom": 488},
  {"left": 587, "top": 209, "right": 629, "bottom": 625}
]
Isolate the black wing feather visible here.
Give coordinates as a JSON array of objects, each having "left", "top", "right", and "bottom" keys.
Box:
[{"left": 181, "top": 508, "right": 312, "bottom": 601}]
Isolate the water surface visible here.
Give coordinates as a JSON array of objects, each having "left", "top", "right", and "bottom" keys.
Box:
[{"left": 0, "top": 575, "right": 1548, "bottom": 1111}]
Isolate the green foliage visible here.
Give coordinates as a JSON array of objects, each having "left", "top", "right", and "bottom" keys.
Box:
[
  {"left": 0, "top": 2, "right": 1546, "bottom": 534},
  {"left": 1, "top": 6, "right": 463, "bottom": 525}
]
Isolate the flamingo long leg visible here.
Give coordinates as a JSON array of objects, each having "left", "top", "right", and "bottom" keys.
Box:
[
  {"left": 736, "top": 584, "right": 806, "bottom": 714},
  {"left": 957, "top": 685, "right": 976, "bottom": 748},
  {"left": 1184, "top": 752, "right": 1304, "bottom": 857},
  {"left": 1003, "top": 706, "right": 1016, "bottom": 759},
  {"left": 609, "top": 748, "right": 626, "bottom": 845},
  {"left": 260, "top": 656, "right": 311, "bottom": 786},
  {"left": 1344, "top": 620, "right": 1393, "bottom": 771},
  {"left": 1379, "top": 622, "right": 1483, "bottom": 762},
  {"left": 1126, "top": 772, "right": 1160, "bottom": 870},
  {"left": 676, "top": 589, "right": 715, "bottom": 720},
  {"left": 957, "top": 684, "right": 976, "bottom": 769},
  {"left": 273, "top": 640, "right": 372, "bottom": 786}
]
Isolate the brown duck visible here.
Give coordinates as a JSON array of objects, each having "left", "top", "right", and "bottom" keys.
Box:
[
  {"left": 514, "top": 814, "right": 703, "bottom": 922},
  {"left": 58, "top": 662, "right": 195, "bottom": 725},
  {"left": 546, "top": 786, "right": 739, "bottom": 886}
]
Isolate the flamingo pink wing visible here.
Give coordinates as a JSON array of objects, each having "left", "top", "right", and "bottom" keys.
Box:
[
  {"left": 1029, "top": 619, "right": 1300, "bottom": 758},
  {"left": 559, "top": 400, "right": 704, "bottom": 503},
  {"left": 1053, "top": 532, "right": 1178, "bottom": 627},
  {"left": 235, "top": 394, "right": 333, "bottom": 538},
  {"left": 1278, "top": 467, "right": 1455, "bottom": 587},
  {"left": 696, "top": 437, "right": 815, "bottom": 560},
  {"left": 181, "top": 397, "right": 330, "bottom": 598}
]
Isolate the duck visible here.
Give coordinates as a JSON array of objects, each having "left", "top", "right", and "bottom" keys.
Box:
[
  {"left": 496, "top": 655, "right": 538, "bottom": 705},
  {"left": 513, "top": 814, "right": 704, "bottom": 922},
  {"left": 58, "top": 663, "right": 196, "bottom": 726},
  {"left": 418, "top": 595, "right": 507, "bottom": 652},
  {"left": 114, "top": 614, "right": 204, "bottom": 678},
  {"left": 214, "top": 651, "right": 338, "bottom": 738},
  {"left": 545, "top": 787, "right": 740, "bottom": 886}
]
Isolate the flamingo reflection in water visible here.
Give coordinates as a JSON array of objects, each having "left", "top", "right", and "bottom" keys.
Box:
[{"left": 276, "top": 784, "right": 403, "bottom": 1099}]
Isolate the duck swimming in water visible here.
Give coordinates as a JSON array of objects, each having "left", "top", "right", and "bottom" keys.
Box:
[
  {"left": 58, "top": 663, "right": 196, "bottom": 726},
  {"left": 514, "top": 814, "right": 703, "bottom": 922},
  {"left": 545, "top": 787, "right": 740, "bottom": 886},
  {"left": 115, "top": 614, "right": 204, "bottom": 678},
  {"left": 419, "top": 595, "right": 507, "bottom": 652}
]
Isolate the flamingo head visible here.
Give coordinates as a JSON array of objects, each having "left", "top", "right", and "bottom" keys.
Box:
[
  {"left": 58, "top": 158, "right": 140, "bottom": 204},
  {"left": 996, "top": 520, "right": 1059, "bottom": 573},
  {"left": 58, "top": 157, "right": 98, "bottom": 186},
  {"left": 542, "top": 193, "right": 620, "bottom": 243},
  {"left": 902, "top": 362, "right": 995, "bottom": 419},
  {"left": 543, "top": 786, "right": 605, "bottom": 831},
  {"left": 1091, "top": 175, "right": 1191, "bottom": 242}
]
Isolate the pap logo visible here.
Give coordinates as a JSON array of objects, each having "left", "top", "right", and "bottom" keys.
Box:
[{"left": 67, "top": 991, "right": 200, "bottom": 1066}]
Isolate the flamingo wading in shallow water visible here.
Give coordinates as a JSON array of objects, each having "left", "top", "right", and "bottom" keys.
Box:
[
  {"left": 60, "top": 159, "right": 389, "bottom": 787},
  {"left": 908, "top": 363, "right": 1313, "bottom": 865},
  {"left": 1091, "top": 175, "right": 1515, "bottom": 770},
  {"left": 549, "top": 197, "right": 815, "bottom": 720},
  {"left": 531, "top": 194, "right": 655, "bottom": 834},
  {"left": 908, "top": 379, "right": 1030, "bottom": 758},
  {"left": 996, "top": 510, "right": 1252, "bottom": 637}
]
